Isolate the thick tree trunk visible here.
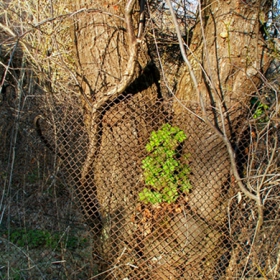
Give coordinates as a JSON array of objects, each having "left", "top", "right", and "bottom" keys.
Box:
[
  {"left": 174, "top": 0, "right": 273, "bottom": 220},
  {"left": 72, "top": 0, "right": 165, "bottom": 272},
  {"left": 172, "top": 0, "right": 273, "bottom": 277},
  {"left": 71, "top": 0, "right": 274, "bottom": 277}
]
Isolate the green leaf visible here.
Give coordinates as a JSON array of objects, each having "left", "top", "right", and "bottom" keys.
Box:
[
  {"left": 139, "top": 188, "right": 162, "bottom": 204},
  {"left": 140, "top": 123, "right": 192, "bottom": 205}
]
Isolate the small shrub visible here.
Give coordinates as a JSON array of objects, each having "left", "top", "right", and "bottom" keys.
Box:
[
  {"left": 139, "top": 123, "right": 192, "bottom": 204},
  {"left": 251, "top": 97, "right": 270, "bottom": 123},
  {"left": 253, "top": 102, "right": 269, "bottom": 122}
]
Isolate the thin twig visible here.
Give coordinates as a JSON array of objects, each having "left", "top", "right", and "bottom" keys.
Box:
[
  {"left": 146, "top": 2, "right": 203, "bottom": 121},
  {"left": 0, "top": 41, "right": 19, "bottom": 93}
]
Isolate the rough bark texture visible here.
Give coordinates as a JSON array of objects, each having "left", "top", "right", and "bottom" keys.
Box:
[
  {"left": 175, "top": 0, "right": 272, "bottom": 110},
  {"left": 72, "top": 0, "right": 165, "bottom": 268},
  {"left": 172, "top": 0, "right": 273, "bottom": 276},
  {"left": 71, "top": 0, "right": 274, "bottom": 277},
  {"left": 173, "top": 0, "right": 273, "bottom": 219}
]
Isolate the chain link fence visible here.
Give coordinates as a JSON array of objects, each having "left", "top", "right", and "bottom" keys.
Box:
[
  {"left": 0, "top": 0, "right": 280, "bottom": 279},
  {"left": 1, "top": 79, "right": 279, "bottom": 279}
]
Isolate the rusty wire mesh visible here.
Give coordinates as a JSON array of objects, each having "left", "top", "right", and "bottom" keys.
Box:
[
  {"left": 0, "top": 0, "right": 280, "bottom": 279},
  {"left": 1, "top": 77, "right": 279, "bottom": 279}
]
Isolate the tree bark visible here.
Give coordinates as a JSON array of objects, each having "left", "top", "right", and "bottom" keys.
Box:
[
  {"left": 171, "top": 0, "right": 273, "bottom": 277},
  {"left": 71, "top": 0, "right": 274, "bottom": 277},
  {"left": 173, "top": 0, "right": 273, "bottom": 219},
  {"left": 72, "top": 0, "right": 165, "bottom": 271}
]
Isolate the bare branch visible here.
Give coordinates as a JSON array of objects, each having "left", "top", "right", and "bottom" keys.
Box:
[{"left": 137, "top": 0, "right": 146, "bottom": 39}]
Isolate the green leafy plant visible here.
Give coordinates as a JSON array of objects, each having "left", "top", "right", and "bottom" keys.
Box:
[
  {"left": 6, "top": 228, "right": 87, "bottom": 250},
  {"left": 253, "top": 102, "right": 269, "bottom": 122},
  {"left": 251, "top": 97, "right": 270, "bottom": 123},
  {"left": 139, "top": 123, "right": 192, "bottom": 204}
]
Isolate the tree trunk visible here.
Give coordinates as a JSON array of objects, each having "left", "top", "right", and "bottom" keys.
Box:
[
  {"left": 72, "top": 0, "right": 166, "bottom": 272},
  {"left": 172, "top": 0, "right": 273, "bottom": 277},
  {"left": 71, "top": 0, "right": 274, "bottom": 278},
  {"left": 173, "top": 0, "right": 272, "bottom": 218}
]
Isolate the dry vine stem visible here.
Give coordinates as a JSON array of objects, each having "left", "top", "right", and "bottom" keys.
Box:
[{"left": 165, "top": 0, "right": 264, "bottom": 231}]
